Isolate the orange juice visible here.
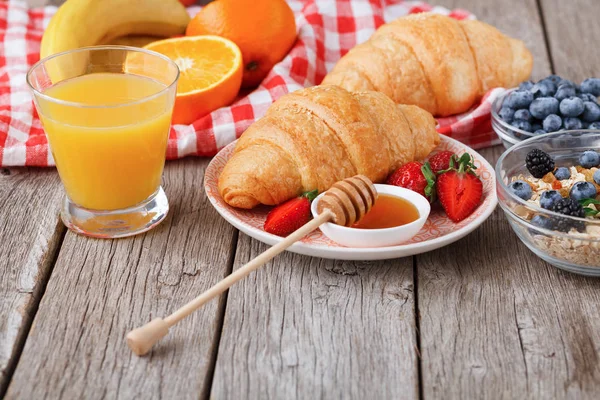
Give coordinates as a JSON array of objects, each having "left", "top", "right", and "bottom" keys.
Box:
[{"left": 39, "top": 73, "right": 173, "bottom": 210}]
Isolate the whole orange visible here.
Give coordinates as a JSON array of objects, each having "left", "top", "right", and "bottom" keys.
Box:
[{"left": 186, "top": 0, "right": 297, "bottom": 88}]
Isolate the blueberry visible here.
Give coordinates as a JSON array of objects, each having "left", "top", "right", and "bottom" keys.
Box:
[
  {"left": 506, "top": 90, "right": 534, "bottom": 109},
  {"left": 559, "top": 79, "right": 578, "bottom": 89},
  {"left": 510, "top": 180, "right": 533, "bottom": 200},
  {"left": 531, "top": 215, "right": 554, "bottom": 231},
  {"left": 532, "top": 81, "right": 557, "bottom": 98},
  {"left": 511, "top": 120, "right": 533, "bottom": 133},
  {"left": 540, "top": 190, "right": 563, "bottom": 210},
  {"left": 581, "top": 78, "right": 600, "bottom": 96},
  {"left": 519, "top": 80, "right": 534, "bottom": 91},
  {"left": 533, "top": 129, "right": 547, "bottom": 135},
  {"left": 498, "top": 106, "right": 515, "bottom": 123},
  {"left": 589, "top": 122, "right": 600, "bottom": 130},
  {"left": 582, "top": 121, "right": 590, "bottom": 129},
  {"left": 532, "top": 123, "right": 542, "bottom": 131},
  {"left": 514, "top": 109, "right": 532, "bottom": 122},
  {"left": 582, "top": 101, "right": 600, "bottom": 122},
  {"left": 555, "top": 85, "right": 577, "bottom": 101},
  {"left": 542, "top": 75, "right": 562, "bottom": 85},
  {"left": 554, "top": 167, "right": 571, "bottom": 180},
  {"left": 529, "top": 97, "right": 559, "bottom": 119},
  {"left": 559, "top": 97, "right": 585, "bottom": 117},
  {"left": 570, "top": 181, "right": 598, "bottom": 201},
  {"left": 563, "top": 117, "right": 583, "bottom": 130},
  {"left": 579, "top": 150, "right": 600, "bottom": 168},
  {"left": 594, "top": 170, "right": 600, "bottom": 185},
  {"left": 543, "top": 114, "right": 563, "bottom": 132},
  {"left": 579, "top": 93, "right": 598, "bottom": 103}
]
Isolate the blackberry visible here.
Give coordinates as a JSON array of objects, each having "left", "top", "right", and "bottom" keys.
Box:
[
  {"left": 525, "top": 148, "right": 555, "bottom": 178},
  {"left": 551, "top": 198, "right": 586, "bottom": 232}
]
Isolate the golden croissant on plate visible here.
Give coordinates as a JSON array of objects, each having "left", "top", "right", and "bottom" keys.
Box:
[
  {"left": 322, "top": 13, "right": 533, "bottom": 116},
  {"left": 218, "top": 85, "right": 439, "bottom": 209}
]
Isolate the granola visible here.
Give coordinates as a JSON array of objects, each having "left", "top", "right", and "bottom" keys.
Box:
[{"left": 510, "top": 164, "right": 600, "bottom": 267}]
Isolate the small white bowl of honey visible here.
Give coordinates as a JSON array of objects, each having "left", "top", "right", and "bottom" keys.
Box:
[{"left": 311, "top": 184, "right": 431, "bottom": 248}]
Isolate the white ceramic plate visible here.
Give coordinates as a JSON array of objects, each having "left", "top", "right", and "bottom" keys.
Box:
[{"left": 204, "top": 135, "right": 498, "bottom": 260}]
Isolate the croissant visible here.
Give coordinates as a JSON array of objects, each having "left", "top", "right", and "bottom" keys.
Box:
[
  {"left": 218, "top": 85, "right": 439, "bottom": 209},
  {"left": 322, "top": 13, "right": 533, "bottom": 117}
]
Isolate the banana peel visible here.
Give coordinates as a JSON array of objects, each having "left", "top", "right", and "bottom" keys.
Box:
[
  {"left": 40, "top": 0, "right": 190, "bottom": 58},
  {"left": 39, "top": 0, "right": 189, "bottom": 82}
]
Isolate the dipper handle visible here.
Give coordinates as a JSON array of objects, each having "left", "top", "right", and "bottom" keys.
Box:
[
  {"left": 126, "top": 175, "right": 378, "bottom": 356},
  {"left": 126, "top": 211, "right": 333, "bottom": 356}
]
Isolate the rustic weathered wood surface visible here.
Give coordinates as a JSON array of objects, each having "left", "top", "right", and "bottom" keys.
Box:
[
  {"left": 0, "top": 167, "right": 63, "bottom": 396},
  {"left": 212, "top": 235, "right": 418, "bottom": 399},
  {"left": 2, "top": 0, "right": 600, "bottom": 399},
  {"left": 5, "top": 158, "right": 238, "bottom": 399}
]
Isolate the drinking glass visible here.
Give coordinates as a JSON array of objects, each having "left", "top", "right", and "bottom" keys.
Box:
[{"left": 27, "top": 46, "right": 179, "bottom": 238}]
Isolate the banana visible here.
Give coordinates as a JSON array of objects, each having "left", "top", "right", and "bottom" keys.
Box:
[{"left": 40, "top": 0, "right": 190, "bottom": 58}]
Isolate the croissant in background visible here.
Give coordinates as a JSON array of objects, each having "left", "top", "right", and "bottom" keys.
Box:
[
  {"left": 322, "top": 13, "right": 533, "bottom": 117},
  {"left": 218, "top": 85, "right": 439, "bottom": 209}
]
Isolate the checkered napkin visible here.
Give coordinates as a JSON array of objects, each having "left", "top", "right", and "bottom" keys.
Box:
[{"left": 0, "top": 0, "right": 501, "bottom": 167}]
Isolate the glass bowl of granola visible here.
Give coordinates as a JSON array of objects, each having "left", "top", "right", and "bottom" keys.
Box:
[{"left": 496, "top": 130, "right": 600, "bottom": 275}]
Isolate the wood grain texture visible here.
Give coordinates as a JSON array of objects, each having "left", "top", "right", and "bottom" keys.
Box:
[
  {"left": 418, "top": 187, "right": 600, "bottom": 399},
  {"left": 0, "top": 167, "right": 64, "bottom": 394},
  {"left": 540, "top": 0, "right": 600, "bottom": 79},
  {"left": 211, "top": 234, "right": 418, "bottom": 399},
  {"left": 5, "top": 158, "right": 237, "bottom": 399},
  {"left": 417, "top": 2, "right": 600, "bottom": 397}
]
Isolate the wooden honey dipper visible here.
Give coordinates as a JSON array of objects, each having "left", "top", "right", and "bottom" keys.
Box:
[{"left": 126, "top": 175, "right": 378, "bottom": 356}]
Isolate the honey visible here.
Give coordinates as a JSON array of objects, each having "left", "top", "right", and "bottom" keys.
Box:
[{"left": 351, "top": 194, "right": 419, "bottom": 229}]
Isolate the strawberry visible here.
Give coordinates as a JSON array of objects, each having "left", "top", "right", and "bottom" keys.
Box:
[
  {"left": 436, "top": 153, "right": 483, "bottom": 223},
  {"left": 429, "top": 151, "right": 456, "bottom": 174},
  {"left": 264, "top": 190, "right": 318, "bottom": 237},
  {"left": 387, "top": 161, "right": 436, "bottom": 202}
]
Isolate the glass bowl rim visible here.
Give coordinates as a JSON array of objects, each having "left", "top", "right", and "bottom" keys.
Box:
[
  {"left": 495, "top": 129, "right": 600, "bottom": 228},
  {"left": 26, "top": 45, "right": 180, "bottom": 110}
]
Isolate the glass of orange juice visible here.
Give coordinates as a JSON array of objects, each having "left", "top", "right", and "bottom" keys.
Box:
[{"left": 27, "top": 46, "right": 179, "bottom": 238}]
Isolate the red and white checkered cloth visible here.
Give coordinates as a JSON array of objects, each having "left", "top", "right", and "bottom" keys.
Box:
[{"left": 0, "top": 0, "right": 501, "bottom": 167}]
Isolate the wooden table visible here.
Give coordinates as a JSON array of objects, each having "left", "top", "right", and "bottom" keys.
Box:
[{"left": 2, "top": 0, "right": 600, "bottom": 398}]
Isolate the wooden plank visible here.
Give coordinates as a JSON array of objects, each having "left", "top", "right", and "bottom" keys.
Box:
[
  {"left": 540, "top": 0, "right": 600, "bottom": 78},
  {"left": 5, "top": 158, "right": 237, "bottom": 399},
  {"left": 419, "top": 1, "right": 600, "bottom": 398},
  {"left": 0, "top": 167, "right": 64, "bottom": 395},
  {"left": 211, "top": 234, "right": 418, "bottom": 399}
]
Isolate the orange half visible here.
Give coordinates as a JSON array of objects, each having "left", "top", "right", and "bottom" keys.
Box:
[{"left": 143, "top": 35, "right": 243, "bottom": 125}]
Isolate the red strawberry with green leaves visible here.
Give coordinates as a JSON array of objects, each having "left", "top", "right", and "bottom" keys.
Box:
[
  {"left": 386, "top": 161, "right": 437, "bottom": 203},
  {"left": 429, "top": 151, "right": 456, "bottom": 174},
  {"left": 264, "top": 190, "right": 318, "bottom": 237},
  {"left": 436, "top": 153, "right": 483, "bottom": 223}
]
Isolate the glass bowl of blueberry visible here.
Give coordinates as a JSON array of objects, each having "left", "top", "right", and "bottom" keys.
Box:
[
  {"left": 496, "top": 130, "right": 600, "bottom": 275},
  {"left": 492, "top": 75, "right": 600, "bottom": 149}
]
